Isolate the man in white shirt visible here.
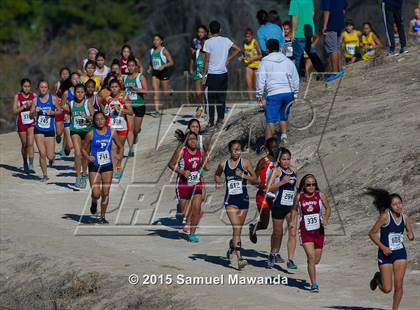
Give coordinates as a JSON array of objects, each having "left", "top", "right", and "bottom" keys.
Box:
[
  {"left": 203, "top": 20, "right": 241, "bottom": 127},
  {"left": 256, "top": 39, "right": 299, "bottom": 144}
]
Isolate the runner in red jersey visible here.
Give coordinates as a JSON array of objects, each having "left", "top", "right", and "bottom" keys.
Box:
[
  {"left": 295, "top": 174, "right": 331, "bottom": 292},
  {"left": 249, "top": 137, "right": 279, "bottom": 244},
  {"left": 103, "top": 79, "right": 133, "bottom": 179},
  {"left": 13, "top": 78, "right": 36, "bottom": 172},
  {"left": 168, "top": 132, "right": 207, "bottom": 243}
]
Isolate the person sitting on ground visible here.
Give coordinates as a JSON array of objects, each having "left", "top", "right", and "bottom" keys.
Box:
[
  {"left": 256, "top": 39, "right": 299, "bottom": 146},
  {"left": 341, "top": 20, "right": 361, "bottom": 64}
]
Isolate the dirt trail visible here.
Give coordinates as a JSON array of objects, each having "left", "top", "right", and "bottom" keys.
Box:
[{"left": 1, "top": 48, "right": 420, "bottom": 309}]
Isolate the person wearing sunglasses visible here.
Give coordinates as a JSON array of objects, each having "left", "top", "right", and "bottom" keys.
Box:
[{"left": 294, "top": 174, "right": 331, "bottom": 292}]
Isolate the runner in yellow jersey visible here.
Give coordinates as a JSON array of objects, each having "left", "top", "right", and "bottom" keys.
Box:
[
  {"left": 361, "top": 22, "right": 382, "bottom": 61},
  {"left": 239, "top": 29, "right": 262, "bottom": 102},
  {"left": 341, "top": 20, "right": 361, "bottom": 64}
]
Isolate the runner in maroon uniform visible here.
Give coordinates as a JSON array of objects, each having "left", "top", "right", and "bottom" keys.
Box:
[
  {"left": 295, "top": 174, "right": 331, "bottom": 292},
  {"left": 13, "top": 78, "right": 36, "bottom": 172},
  {"left": 168, "top": 132, "right": 207, "bottom": 242}
]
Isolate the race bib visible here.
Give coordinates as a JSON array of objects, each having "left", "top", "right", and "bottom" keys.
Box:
[
  {"left": 388, "top": 233, "right": 403, "bottom": 251},
  {"left": 304, "top": 213, "right": 320, "bottom": 231},
  {"left": 127, "top": 89, "right": 137, "bottom": 101},
  {"left": 97, "top": 150, "right": 111, "bottom": 165},
  {"left": 38, "top": 115, "right": 51, "bottom": 129},
  {"left": 187, "top": 171, "right": 200, "bottom": 185},
  {"left": 228, "top": 179, "right": 243, "bottom": 195},
  {"left": 285, "top": 44, "right": 293, "bottom": 57},
  {"left": 152, "top": 58, "right": 161, "bottom": 70},
  {"left": 109, "top": 116, "right": 124, "bottom": 130},
  {"left": 21, "top": 111, "right": 33, "bottom": 125},
  {"left": 280, "top": 190, "right": 295, "bottom": 206},
  {"left": 74, "top": 115, "right": 86, "bottom": 129},
  {"left": 346, "top": 43, "right": 356, "bottom": 55}
]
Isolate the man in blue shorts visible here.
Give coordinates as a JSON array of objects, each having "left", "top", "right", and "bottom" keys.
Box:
[{"left": 256, "top": 39, "right": 299, "bottom": 146}]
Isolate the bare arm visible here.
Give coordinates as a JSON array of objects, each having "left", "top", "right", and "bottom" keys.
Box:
[
  {"left": 168, "top": 146, "right": 185, "bottom": 175},
  {"left": 81, "top": 130, "right": 94, "bottom": 161},
  {"left": 373, "top": 33, "right": 383, "bottom": 48},
  {"left": 405, "top": 215, "right": 415, "bottom": 241},
  {"left": 267, "top": 168, "right": 281, "bottom": 193},
  {"left": 239, "top": 159, "right": 257, "bottom": 184},
  {"left": 320, "top": 192, "right": 331, "bottom": 225},
  {"left": 12, "top": 95, "right": 21, "bottom": 114},
  {"left": 214, "top": 160, "right": 225, "bottom": 189},
  {"left": 226, "top": 43, "right": 241, "bottom": 65},
  {"left": 322, "top": 11, "right": 330, "bottom": 33},
  {"left": 368, "top": 213, "right": 391, "bottom": 255},
  {"left": 162, "top": 48, "right": 174, "bottom": 69}
]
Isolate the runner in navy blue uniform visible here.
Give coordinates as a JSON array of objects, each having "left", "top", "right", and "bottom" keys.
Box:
[
  {"left": 366, "top": 188, "right": 414, "bottom": 310},
  {"left": 265, "top": 147, "right": 298, "bottom": 269},
  {"left": 214, "top": 140, "right": 257, "bottom": 270}
]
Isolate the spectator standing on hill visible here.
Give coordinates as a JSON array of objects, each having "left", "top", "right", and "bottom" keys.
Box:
[
  {"left": 321, "top": 0, "right": 347, "bottom": 83},
  {"left": 256, "top": 10, "right": 285, "bottom": 57},
  {"left": 256, "top": 39, "right": 299, "bottom": 146},
  {"left": 288, "top": 0, "right": 315, "bottom": 77},
  {"left": 382, "top": 0, "right": 408, "bottom": 56},
  {"left": 203, "top": 20, "right": 241, "bottom": 128}
]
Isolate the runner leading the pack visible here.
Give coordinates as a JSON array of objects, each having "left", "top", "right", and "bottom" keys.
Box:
[
  {"left": 294, "top": 174, "right": 331, "bottom": 292},
  {"left": 266, "top": 147, "right": 298, "bottom": 269},
  {"left": 30, "top": 81, "right": 62, "bottom": 182},
  {"left": 63, "top": 83, "right": 94, "bottom": 189},
  {"left": 249, "top": 137, "right": 279, "bottom": 244},
  {"left": 366, "top": 188, "right": 414, "bottom": 310},
  {"left": 13, "top": 78, "right": 36, "bottom": 173},
  {"left": 214, "top": 140, "right": 257, "bottom": 270},
  {"left": 124, "top": 57, "right": 148, "bottom": 157},
  {"left": 82, "top": 111, "right": 123, "bottom": 224},
  {"left": 168, "top": 132, "right": 207, "bottom": 242},
  {"left": 147, "top": 34, "right": 174, "bottom": 116}
]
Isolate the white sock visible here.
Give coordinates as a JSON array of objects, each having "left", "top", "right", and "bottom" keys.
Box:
[{"left": 281, "top": 133, "right": 287, "bottom": 140}]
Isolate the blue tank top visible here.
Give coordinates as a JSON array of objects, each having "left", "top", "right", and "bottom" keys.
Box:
[
  {"left": 224, "top": 158, "right": 248, "bottom": 197},
  {"left": 90, "top": 128, "right": 113, "bottom": 167},
  {"left": 67, "top": 88, "right": 75, "bottom": 102},
  {"left": 273, "top": 167, "right": 297, "bottom": 208},
  {"left": 413, "top": 20, "right": 420, "bottom": 32},
  {"left": 380, "top": 210, "right": 405, "bottom": 251},
  {"left": 35, "top": 94, "right": 55, "bottom": 132}
]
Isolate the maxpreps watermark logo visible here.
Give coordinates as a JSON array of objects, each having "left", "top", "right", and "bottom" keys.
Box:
[{"left": 74, "top": 72, "right": 346, "bottom": 237}]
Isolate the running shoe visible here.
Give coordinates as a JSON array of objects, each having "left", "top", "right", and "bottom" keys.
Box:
[
  {"left": 387, "top": 49, "right": 399, "bottom": 57},
  {"left": 58, "top": 148, "right": 65, "bottom": 157},
  {"left": 370, "top": 272, "right": 381, "bottom": 291},
  {"left": 249, "top": 223, "right": 257, "bottom": 244},
  {"left": 274, "top": 253, "right": 285, "bottom": 263},
  {"left": 187, "top": 234, "right": 199, "bottom": 242},
  {"left": 237, "top": 258, "right": 248, "bottom": 270},
  {"left": 23, "top": 162, "right": 29, "bottom": 173},
  {"left": 28, "top": 161, "right": 34, "bottom": 173},
  {"left": 183, "top": 224, "right": 190, "bottom": 234},
  {"left": 128, "top": 148, "right": 135, "bottom": 157},
  {"left": 311, "top": 283, "right": 319, "bottom": 292},
  {"left": 267, "top": 254, "right": 276, "bottom": 268},
  {"left": 90, "top": 200, "right": 98, "bottom": 215},
  {"left": 56, "top": 135, "right": 62, "bottom": 144},
  {"left": 80, "top": 174, "right": 88, "bottom": 189},
  {"left": 287, "top": 260, "right": 298, "bottom": 269},
  {"left": 280, "top": 138, "right": 289, "bottom": 147},
  {"left": 74, "top": 176, "right": 81, "bottom": 188},
  {"left": 40, "top": 176, "right": 49, "bottom": 183},
  {"left": 399, "top": 47, "right": 408, "bottom": 54},
  {"left": 98, "top": 217, "right": 109, "bottom": 224}
]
